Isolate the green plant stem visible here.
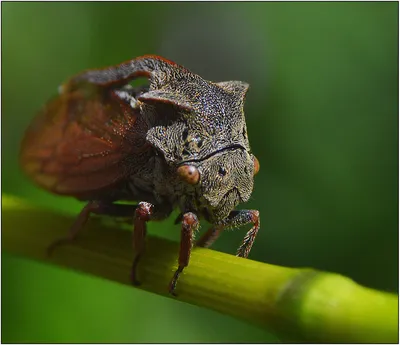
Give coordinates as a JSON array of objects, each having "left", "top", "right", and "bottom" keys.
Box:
[{"left": 2, "top": 194, "right": 398, "bottom": 343}]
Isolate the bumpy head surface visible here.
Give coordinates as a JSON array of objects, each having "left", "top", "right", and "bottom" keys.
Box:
[
  {"left": 196, "top": 148, "right": 256, "bottom": 220},
  {"left": 134, "top": 56, "right": 257, "bottom": 221},
  {"left": 145, "top": 76, "right": 251, "bottom": 162}
]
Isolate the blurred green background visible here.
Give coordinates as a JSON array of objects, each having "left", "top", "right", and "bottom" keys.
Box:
[{"left": 2, "top": 2, "right": 398, "bottom": 343}]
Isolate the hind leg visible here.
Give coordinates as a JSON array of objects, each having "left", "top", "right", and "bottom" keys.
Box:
[{"left": 47, "top": 201, "right": 135, "bottom": 255}]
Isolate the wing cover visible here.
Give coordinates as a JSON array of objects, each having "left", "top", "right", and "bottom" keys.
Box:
[
  {"left": 20, "top": 82, "right": 147, "bottom": 196},
  {"left": 20, "top": 55, "right": 184, "bottom": 197}
]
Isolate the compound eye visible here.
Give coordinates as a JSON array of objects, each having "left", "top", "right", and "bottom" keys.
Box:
[
  {"left": 177, "top": 165, "right": 200, "bottom": 185},
  {"left": 253, "top": 156, "right": 260, "bottom": 176}
]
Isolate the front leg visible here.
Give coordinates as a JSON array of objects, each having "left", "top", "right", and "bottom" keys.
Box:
[
  {"left": 131, "top": 202, "right": 172, "bottom": 285},
  {"left": 225, "top": 210, "right": 260, "bottom": 258},
  {"left": 197, "top": 210, "right": 260, "bottom": 258},
  {"left": 169, "top": 212, "right": 199, "bottom": 296}
]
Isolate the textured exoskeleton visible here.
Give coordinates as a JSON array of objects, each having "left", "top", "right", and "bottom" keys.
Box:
[{"left": 20, "top": 55, "right": 260, "bottom": 295}]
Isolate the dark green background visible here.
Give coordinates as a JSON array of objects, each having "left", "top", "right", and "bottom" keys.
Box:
[{"left": 2, "top": 2, "right": 398, "bottom": 343}]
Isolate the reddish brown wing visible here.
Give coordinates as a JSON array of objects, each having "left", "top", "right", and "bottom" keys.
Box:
[
  {"left": 20, "top": 81, "right": 148, "bottom": 197},
  {"left": 20, "top": 55, "right": 182, "bottom": 197}
]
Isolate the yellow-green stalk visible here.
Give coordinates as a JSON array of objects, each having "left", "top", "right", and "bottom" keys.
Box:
[{"left": 2, "top": 195, "right": 398, "bottom": 343}]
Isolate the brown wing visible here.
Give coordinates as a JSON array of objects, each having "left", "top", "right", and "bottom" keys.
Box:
[
  {"left": 20, "top": 55, "right": 186, "bottom": 197},
  {"left": 20, "top": 82, "right": 149, "bottom": 197}
]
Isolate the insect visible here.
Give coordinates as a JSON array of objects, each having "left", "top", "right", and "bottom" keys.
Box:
[{"left": 19, "top": 55, "right": 260, "bottom": 295}]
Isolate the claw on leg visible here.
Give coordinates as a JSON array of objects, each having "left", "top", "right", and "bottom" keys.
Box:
[{"left": 168, "top": 266, "right": 184, "bottom": 296}]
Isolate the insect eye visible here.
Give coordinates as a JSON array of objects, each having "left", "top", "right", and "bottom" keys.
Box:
[
  {"left": 253, "top": 156, "right": 260, "bottom": 176},
  {"left": 218, "top": 166, "right": 227, "bottom": 177},
  {"left": 177, "top": 165, "right": 200, "bottom": 185}
]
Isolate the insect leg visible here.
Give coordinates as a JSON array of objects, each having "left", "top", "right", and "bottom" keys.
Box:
[
  {"left": 131, "top": 202, "right": 172, "bottom": 286},
  {"left": 131, "top": 202, "right": 153, "bottom": 285},
  {"left": 219, "top": 210, "right": 260, "bottom": 258},
  {"left": 47, "top": 201, "right": 135, "bottom": 255},
  {"left": 168, "top": 212, "right": 199, "bottom": 296},
  {"left": 195, "top": 225, "right": 224, "bottom": 248},
  {"left": 196, "top": 210, "right": 260, "bottom": 257}
]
